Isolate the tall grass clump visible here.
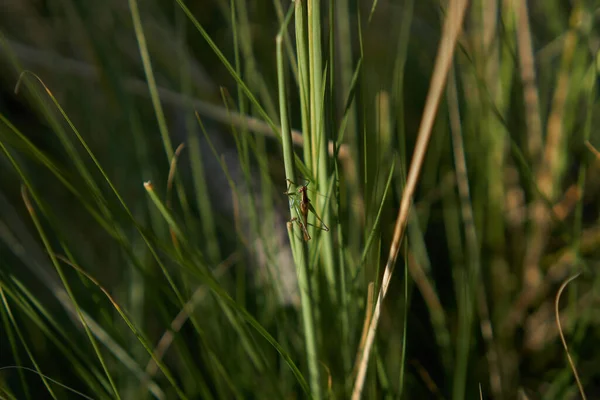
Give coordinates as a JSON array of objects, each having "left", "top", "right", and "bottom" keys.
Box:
[{"left": 1, "top": 0, "right": 599, "bottom": 399}]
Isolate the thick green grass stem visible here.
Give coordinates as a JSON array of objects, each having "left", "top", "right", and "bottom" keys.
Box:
[
  {"left": 277, "top": 11, "right": 321, "bottom": 398},
  {"left": 307, "top": 1, "right": 336, "bottom": 302}
]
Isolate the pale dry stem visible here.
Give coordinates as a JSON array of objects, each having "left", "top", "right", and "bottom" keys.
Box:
[
  {"left": 351, "top": 282, "right": 374, "bottom": 380},
  {"left": 554, "top": 273, "right": 586, "bottom": 400}
]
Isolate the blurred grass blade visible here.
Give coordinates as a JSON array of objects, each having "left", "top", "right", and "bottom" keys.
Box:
[{"left": 0, "top": 289, "right": 58, "bottom": 399}]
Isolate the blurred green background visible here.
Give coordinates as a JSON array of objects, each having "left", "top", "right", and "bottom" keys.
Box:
[{"left": 1, "top": 0, "right": 600, "bottom": 399}]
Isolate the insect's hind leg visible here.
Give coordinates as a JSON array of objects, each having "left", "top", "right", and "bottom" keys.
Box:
[
  {"left": 289, "top": 216, "right": 311, "bottom": 241},
  {"left": 303, "top": 220, "right": 330, "bottom": 232}
]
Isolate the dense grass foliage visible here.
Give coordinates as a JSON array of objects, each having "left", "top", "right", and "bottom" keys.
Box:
[{"left": 1, "top": 1, "right": 599, "bottom": 399}]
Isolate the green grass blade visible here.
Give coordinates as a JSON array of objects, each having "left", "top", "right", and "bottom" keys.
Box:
[
  {"left": 174, "top": 0, "right": 279, "bottom": 135},
  {"left": 0, "top": 289, "right": 58, "bottom": 399},
  {"left": 277, "top": 12, "right": 319, "bottom": 397}
]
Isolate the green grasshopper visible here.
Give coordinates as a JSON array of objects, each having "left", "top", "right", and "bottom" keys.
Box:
[{"left": 284, "top": 179, "right": 330, "bottom": 241}]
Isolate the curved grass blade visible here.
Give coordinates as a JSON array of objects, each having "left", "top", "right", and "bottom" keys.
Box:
[
  {"left": 0, "top": 367, "right": 96, "bottom": 400},
  {"left": 0, "top": 289, "right": 31, "bottom": 400},
  {"left": 0, "top": 289, "right": 58, "bottom": 399}
]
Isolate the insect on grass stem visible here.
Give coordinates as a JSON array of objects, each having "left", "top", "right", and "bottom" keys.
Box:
[{"left": 284, "top": 179, "right": 329, "bottom": 242}]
